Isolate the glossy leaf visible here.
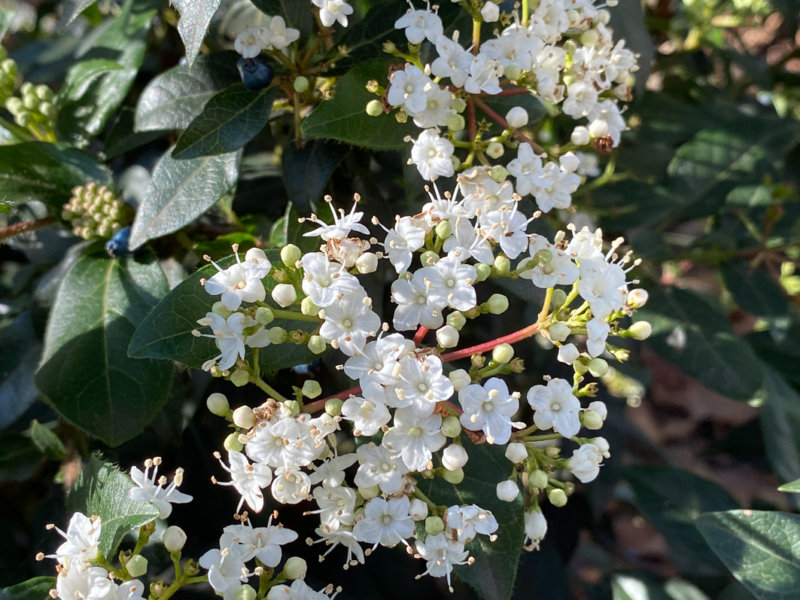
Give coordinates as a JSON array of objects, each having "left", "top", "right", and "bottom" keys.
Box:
[
  {"left": 0, "top": 142, "right": 111, "bottom": 209},
  {"left": 302, "top": 59, "right": 417, "bottom": 150},
  {"left": 128, "top": 252, "right": 319, "bottom": 374},
  {"left": 778, "top": 479, "right": 800, "bottom": 493},
  {"left": 418, "top": 442, "right": 524, "bottom": 600},
  {"left": 697, "top": 510, "right": 800, "bottom": 600},
  {"left": 134, "top": 52, "right": 241, "bottom": 132},
  {"left": 250, "top": 0, "right": 313, "bottom": 37},
  {"left": 721, "top": 260, "right": 788, "bottom": 317},
  {"left": 759, "top": 366, "right": 800, "bottom": 483},
  {"left": 612, "top": 574, "right": 710, "bottom": 600},
  {"left": 0, "top": 312, "right": 41, "bottom": 430},
  {"left": 625, "top": 465, "right": 738, "bottom": 576},
  {"left": 172, "top": 84, "right": 277, "bottom": 159},
  {"left": 637, "top": 286, "right": 763, "bottom": 400},
  {"left": 172, "top": 0, "right": 221, "bottom": 65},
  {"left": 282, "top": 139, "right": 345, "bottom": 213},
  {"left": 58, "top": 0, "right": 99, "bottom": 28},
  {"left": 66, "top": 456, "right": 160, "bottom": 558},
  {"left": 329, "top": 1, "right": 409, "bottom": 73},
  {"left": 0, "top": 576, "right": 57, "bottom": 600},
  {"left": 128, "top": 148, "right": 240, "bottom": 250},
  {"left": 35, "top": 246, "right": 173, "bottom": 446}
]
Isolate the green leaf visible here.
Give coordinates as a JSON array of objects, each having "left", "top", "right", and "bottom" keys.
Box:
[
  {"left": 611, "top": 574, "right": 711, "bottom": 600},
  {"left": 302, "top": 59, "right": 417, "bottom": 150},
  {"left": 135, "top": 52, "right": 242, "bottom": 132},
  {"left": 55, "top": 0, "right": 159, "bottom": 146},
  {"left": 0, "top": 576, "right": 57, "bottom": 600},
  {"left": 721, "top": 260, "right": 788, "bottom": 318},
  {"left": 172, "top": 84, "right": 277, "bottom": 159},
  {"left": 0, "top": 9, "right": 13, "bottom": 40},
  {"left": 637, "top": 286, "right": 763, "bottom": 400},
  {"left": 697, "top": 510, "right": 800, "bottom": 600},
  {"left": 66, "top": 456, "right": 160, "bottom": 558},
  {"left": 128, "top": 148, "right": 240, "bottom": 250},
  {"left": 778, "top": 479, "right": 800, "bottom": 493},
  {"left": 726, "top": 185, "right": 776, "bottom": 207},
  {"left": 607, "top": 0, "right": 654, "bottom": 95},
  {"left": 251, "top": 0, "right": 313, "bottom": 37},
  {"left": 56, "top": 59, "right": 123, "bottom": 102},
  {"left": 282, "top": 139, "right": 345, "bottom": 213},
  {"left": 29, "top": 420, "right": 67, "bottom": 460},
  {"left": 0, "top": 312, "right": 41, "bottom": 429},
  {"left": 625, "top": 465, "right": 738, "bottom": 576},
  {"left": 128, "top": 253, "right": 318, "bottom": 373},
  {"left": 103, "top": 107, "right": 164, "bottom": 158},
  {"left": 0, "top": 432, "right": 40, "bottom": 482},
  {"left": 0, "top": 142, "right": 111, "bottom": 209},
  {"left": 58, "top": 0, "right": 100, "bottom": 28},
  {"left": 758, "top": 366, "right": 800, "bottom": 483},
  {"left": 329, "top": 1, "right": 409, "bottom": 73},
  {"left": 171, "top": 0, "right": 221, "bottom": 65},
  {"left": 35, "top": 246, "right": 173, "bottom": 446},
  {"left": 418, "top": 442, "right": 523, "bottom": 600}
]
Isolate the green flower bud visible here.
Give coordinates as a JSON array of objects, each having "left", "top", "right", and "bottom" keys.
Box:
[
  {"left": 300, "top": 296, "right": 319, "bottom": 317},
  {"left": 551, "top": 288, "right": 567, "bottom": 307},
  {"left": 580, "top": 28, "right": 599, "bottom": 47},
  {"left": 425, "top": 516, "right": 445, "bottom": 536},
  {"left": 22, "top": 94, "right": 37, "bottom": 111},
  {"left": 448, "top": 369, "right": 471, "bottom": 392},
  {"left": 1, "top": 58, "right": 16, "bottom": 77},
  {"left": 14, "top": 110, "right": 31, "bottom": 127},
  {"left": 224, "top": 432, "right": 244, "bottom": 452},
  {"left": 486, "top": 141, "right": 504, "bottom": 159},
  {"left": 325, "top": 398, "right": 343, "bottom": 417},
  {"left": 301, "top": 379, "right": 322, "bottom": 399},
  {"left": 284, "top": 400, "right": 301, "bottom": 417},
  {"left": 492, "top": 343, "right": 514, "bottom": 364},
  {"left": 230, "top": 369, "right": 250, "bottom": 387},
  {"left": 434, "top": 219, "right": 453, "bottom": 240},
  {"left": 530, "top": 470, "right": 549, "bottom": 490},
  {"left": 232, "top": 405, "right": 255, "bottom": 429},
  {"left": 489, "top": 165, "right": 509, "bottom": 182},
  {"left": 613, "top": 348, "right": 630, "bottom": 362},
  {"left": 308, "top": 335, "right": 326, "bottom": 354},
  {"left": 442, "top": 467, "right": 464, "bottom": 484},
  {"left": 573, "top": 359, "right": 589, "bottom": 375},
  {"left": 446, "top": 113, "right": 465, "bottom": 132},
  {"left": 504, "top": 64, "right": 521, "bottom": 80},
  {"left": 211, "top": 301, "right": 233, "bottom": 319},
  {"left": 206, "top": 392, "right": 230, "bottom": 416},
  {"left": 629, "top": 321, "right": 652, "bottom": 340},
  {"left": 474, "top": 263, "right": 491, "bottom": 282},
  {"left": 125, "top": 554, "right": 148, "bottom": 578},
  {"left": 234, "top": 585, "right": 257, "bottom": 600},
  {"left": 548, "top": 488, "right": 568, "bottom": 507},
  {"left": 491, "top": 252, "right": 511, "bottom": 274},
  {"left": 486, "top": 293, "right": 509, "bottom": 314},
  {"left": 450, "top": 97, "right": 467, "bottom": 113},
  {"left": 267, "top": 326, "right": 287, "bottom": 344},
  {"left": 282, "top": 556, "right": 307, "bottom": 580},
  {"left": 446, "top": 311, "right": 466, "bottom": 331},
  {"left": 588, "top": 357, "right": 608, "bottom": 377},
  {"left": 545, "top": 445, "right": 560, "bottom": 458},
  {"left": 441, "top": 415, "right": 462, "bottom": 438},
  {"left": 5, "top": 96, "right": 22, "bottom": 114},
  {"left": 365, "top": 99, "right": 384, "bottom": 117},
  {"left": 532, "top": 249, "right": 552, "bottom": 265},
  {"left": 163, "top": 526, "right": 187, "bottom": 553},
  {"left": 19, "top": 82, "right": 33, "bottom": 96},
  {"left": 293, "top": 76, "right": 310, "bottom": 93},
  {"left": 419, "top": 250, "right": 439, "bottom": 266},
  {"left": 255, "top": 306, "right": 274, "bottom": 325},
  {"left": 581, "top": 410, "right": 604, "bottom": 431},
  {"left": 280, "top": 244, "right": 301, "bottom": 267},
  {"left": 358, "top": 484, "right": 380, "bottom": 500},
  {"left": 548, "top": 322, "right": 570, "bottom": 342}
]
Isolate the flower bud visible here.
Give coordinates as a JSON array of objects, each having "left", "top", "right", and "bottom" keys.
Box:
[
  {"left": 271, "top": 283, "right": 297, "bottom": 307},
  {"left": 474, "top": 263, "right": 492, "bottom": 282},
  {"left": 492, "top": 343, "right": 514, "bottom": 364},
  {"left": 446, "top": 311, "right": 466, "bottom": 331},
  {"left": 224, "top": 433, "right": 244, "bottom": 452},
  {"left": 442, "top": 467, "right": 464, "bottom": 484},
  {"left": 480, "top": 1, "right": 499, "bottom": 21},
  {"left": 505, "top": 442, "right": 527, "bottom": 464},
  {"left": 232, "top": 406, "right": 255, "bottom": 429},
  {"left": 627, "top": 288, "right": 649, "bottom": 308},
  {"left": 588, "top": 357, "right": 608, "bottom": 377},
  {"left": 301, "top": 379, "right": 322, "bottom": 399},
  {"left": 435, "top": 219, "right": 453, "bottom": 240},
  {"left": 496, "top": 480, "right": 519, "bottom": 502},
  {"left": 551, "top": 288, "right": 568, "bottom": 307},
  {"left": 446, "top": 113, "right": 465, "bottom": 132},
  {"left": 235, "top": 585, "right": 257, "bottom": 600},
  {"left": 588, "top": 400, "right": 607, "bottom": 420},
  {"left": 366, "top": 99, "right": 384, "bottom": 117},
  {"left": 410, "top": 498, "right": 428, "bottom": 520},
  {"left": 280, "top": 244, "right": 301, "bottom": 267},
  {"left": 589, "top": 118, "right": 608, "bottom": 139},
  {"left": 486, "top": 293, "right": 509, "bottom": 314},
  {"left": 492, "top": 254, "right": 511, "bottom": 275},
  {"left": 267, "top": 326, "right": 287, "bottom": 344},
  {"left": 504, "top": 65, "right": 521, "bottom": 81},
  {"left": 325, "top": 397, "right": 343, "bottom": 416},
  {"left": 530, "top": 470, "right": 549, "bottom": 490},
  {"left": 163, "top": 526, "right": 187, "bottom": 553},
  {"left": 125, "top": 554, "right": 148, "bottom": 578},
  {"left": 436, "top": 325, "right": 459, "bottom": 348},
  {"left": 548, "top": 488, "right": 568, "bottom": 507},
  {"left": 557, "top": 343, "right": 580, "bottom": 365},
  {"left": 358, "top": 484, "right": 380, "bottom": 499},
  {"left": 206, "top": 392, "right": 230, "bottom": 416},
  {"left": 308, "top": 334, "right": 326, "bottom": 354},
  {"left": 580, "top": 28, "right": 599, "bottom": 47},
  {"left": 448, "top": 370, "right": 471, "bottom": 392},
  {"left": 571, "top": 126, "right": 590, "bottom": 146},
  {"left": 355, "top": 252, "right": 378, "bottom": 274},
  {"left": 425, "top": 516, "right": 445, "bottom": 536},
  {"left": 293, "top": 75, "right": 310, "bottom": 93},
  {"left": 559, "top": 152, "right": 580, "bottom": 173},
  {"left": 486, "top": 141, "right": 504, "bottom": 159},
  {"left": 629, "top": 321, "right": 652, "bottom": 340},
  {"left": 420, "top": 250, "right": 439, "bottom": 266},
  {"left": 442, "top": 444, "right": 468, "bottom": 470},
  {"left": 441, "top": 415, "right": 462, "bottom": 438},
  {"left": 298, "top": 297, "right": 318, "bottom": 318},
  {"left": 282, "top": 556, "right": 307, "bottom": 580},
  {"left": 548, "top": 322, "right": 571, "bottom": 342},
  {"left": 581, "top": 410, "right": 604, "bottom": 431},
  {"left": 230, "top": 369, "right": 250, "bottom": 387},
  {"left": 255, "top": 306, "right": 274, "bottom": 325},
  {"left": 505, "top": 106, "right": 528, "bottom": 128}
]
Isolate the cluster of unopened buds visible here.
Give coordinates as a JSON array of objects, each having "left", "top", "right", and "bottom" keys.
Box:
[{"left": 61, "top": 183, "right": 132, "bottom": 240}]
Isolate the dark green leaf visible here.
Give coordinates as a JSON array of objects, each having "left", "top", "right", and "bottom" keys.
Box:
[
  {"left": 697, "top": 510, "right": 800, "bottom": 600},
  {"left": 56, "top": 59, "right": 123, "bottom": 102},
  {"left": 0, "top": 312, "right": 41, "bottom": 430},
  {"left": 171, "top": 0, "right": 221, "bottom": 64},
  {"left": 128, "top": 252, "right": 319, "bottom": 373},
  {"left": 282, "top": 139, "right": 345, "bottom": 213},
  {"left": 35, "top": 246, "right": 173, "bottom": 446},
  {"left": 302, "top": 59, "right": 417, "bottom": 150},
  {"left": 269, "top": 203, "right": 318, "bottom": 252},
  {"left": 135, "top": 52, "right": 242, "bottom": 132},
  {"left": 128, "top": 148, "right": 240, "bottom": 250},
  {"left": 172, "top": 85, "right": 277, "bottom": 159},
  {"left": 0, "top": 142, "right": 111, "bottom": 209},
  {"left": 418, "top": 442, "right": 523, "bottom": 600},
  {"left": 726, "top": 185, "right": 776, "bottom": 207},
  {"left": 607, "top": 0, "right": 654, "bottom": 96},
  {"left": 0, "top": 576, "right": 57, "bottom": 600},
  {"left": 29, "top": 420, "right": 67, "bottom": 460},
  {"left": 480, "top": 93, "right": 547, "bottom": 131},
  {"left": 330, "top": 1, "right": 409, "bottom": 73},
  {"left": 103, "top": 107, "right": 164, "bottom": 158},
  {"left": 250, "top": 0, "right": 313, "bottom": 37},
  {"left": 721, "top": 260, "right": 788, "bottom": 317},
  {"left": 66, "top": 456, "right": 160, "bottom": 558},
  {"left": 625, "top": 465, "right": 738, "bottom": 576},
  {"left": 637, "top": 286, "right": 763, "bottom": 400},
  {"left": 759, "top": 366, "right": 800, "bottom": 483},
  {"left": 612, "top": 574, "right": 710, "bottom": 600},
  {"left": 0, "top": 432, "right": 40, "bottom": 482},
  {"left": 58, "top": 0, "right": 99, "bottom": 28},
  {"left": 778, "top": 479, "right": 800, "bottom": 493}
]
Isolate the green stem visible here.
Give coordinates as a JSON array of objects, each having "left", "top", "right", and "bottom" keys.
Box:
[
  {"left": 251, "top": 376, "right": 290, "bottom": 402},
  {"left": 269, "top": 307, "right": 322, "bottom": 323},
  {"left": 413, "top": 487, "right": 439, "bottom": 512}
]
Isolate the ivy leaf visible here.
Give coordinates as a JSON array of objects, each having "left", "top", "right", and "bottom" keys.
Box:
[
  {"left": 697, "top": 510, "right": 800, "bottom": 600},
  {"left": 128, "top": 252, "right": 318, "bottom": 374},
  {"left": 66, "top": 456, "right": 160, "bottom": 558},
  {"left": 0, "top": 142, "right": 111, "bottom": 209},
  {"left": 171, "top": 0, "right": 221, "bottom": 65},
  {"left": 135, "top": 52, "right": 241, "bottom": 132},
  {"left": 282, "top": 139, "right": 345, "bottom": 214},
  {"left": 172, "top": 85, "right": 277, "bottom": 159},
  {"left": 302, "top": 59, "right": 417, "bottom": 150},
  {"left": 418, "top": 442, "right": 524, "bottom": 600},
  {"left": 128, "top": 147, "right": 240, "bottom": 250},
  {"left": 0, "top": 576, "right": 58, "bottom": 600},
  {"left": 34, "top": 245, "right": 173, "bottom": 446}
]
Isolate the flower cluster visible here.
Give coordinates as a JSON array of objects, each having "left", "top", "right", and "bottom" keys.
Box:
[{"left": 61, "top": 183, "right": 133, "bottom": 241}]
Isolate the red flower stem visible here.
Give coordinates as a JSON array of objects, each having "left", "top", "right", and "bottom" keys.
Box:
[
  {"left": 303, "top": 384, "right": 361, "bottom": 414},
  {"left": 413, "top": 326, "right": 429, "bottom": 345},
  {"left": 467, "top": 97, "right": 477, "bottom": 142},
  {"left": 472, "top": 98, "right": 545, "bottom": 154},
  {"left": 493, "top": 87, "right": 532, "bottom": 96},
  {"left": 0, "top": 217, "right": 56, "bottom": 241},
  {"left": 439, "top": 321, "right": 541, "bottom": 363}
]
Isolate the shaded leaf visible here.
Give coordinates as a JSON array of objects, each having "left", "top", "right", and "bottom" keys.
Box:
[
  {"left": 612, "top": 574, "right": 711, "bottom": 600},
  {"left": 172, "top": 85, "right": 277, "bottom": 159},
  {"left": 0, "top": 576, "right": 57, "bottom": 600},
  {"left": 697, "top": 510, "right": 800, "bottom": 600},
  {"left": 35, "top": 246, "right": 173, "bottom": 446},
  {"left": 759, "top": 366, "right": 800, "bottom": 483},
  {"left": 778, "top": 479, "right": 800, "bottom": 493},
  {"left": 330, "top": 1, "right": 409, "bottom": 73},
  {"left": 29, "top": 420, "right": 67, "bottom": 460},
  {"left": 250, "top": 0, "right": 313, "bottom": 37},
  {"left": 0, "top": 312, "right": 41, "bottom": 430},
  {"left": 282, "top": 139, "right": 345, "bottom": 214},
  {"left": 721, "top": 260, "right": 788, "bottom": 317},
  {"left": 128, "top": 148, "right": 240, "bottom": 250},
  {"left": 172, "top": 0, "right": 221, "bottom": 64},
  {"left": 0, "top": 433, "right": 40, "bottom": 482},
  {"left": 58, "top": 0, "right": 99, "bottom": 28},
  {"left": 66, "top": 456, "right": 160, "bottom": 558}
]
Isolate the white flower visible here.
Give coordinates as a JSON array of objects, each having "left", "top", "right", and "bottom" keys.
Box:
[
  {"left": 523, "top": 509, "right": 547, "bottom": 549},
  {"left": 586, "top": 317, "right": 610, "bottom": 357},
  {"left": 267, "top": 579, "right": 330, "bottom": 600},
  {"left": 341, "top": 393, "right": 391, "bottom": 437},
  {"left": 203, "top": 248, "right": 271, "bottom": 311},
  {"left": 411, "top": 84, "right": 454, "bottom": 129},
  {"left": 420, "top": 256, "right": 477, "bottom": 311},
  {"left": 431, "top": 35, "right": 471, "bottom": 87},
  {"left": 318, "top": 288, "right": 380, "bottom": 355},
  {"left": 219, "top": 517, "right": 298, "bottom": 567},
  {"left": 410, "top": 129, "right": 455, "bottom": 181},
  {"left": 415, "top": 533, "right": 469, "bottom": 591},
  {"left": 481, "top": 207, "right": 530, "bottom": 259},
  {"left": 567, "top": 226, "right": 604, "bottom": 260},
  {"left": 444, "top": 504, "right": 498, "bottom": 542},
  {"left": 196, "top": 312, "right": 247, "bottom": 372},
  {"left": 394, "top": 7, "right": 443, "bottom": 44},
  {"left": 464, "top": 53, "right": 503, "bottom": 95},
  {"left": 56, "top": 563, "right": 116, "bottom": 600},
  {"left": 271, "top": 466, "right": 312, "bottom": 504},
  {"left": 387, "top": 65, "right": 431, "bottom": 115},
  {"left": 382, "top": 408, "right": 445, "bottom": 471},
  {"left": 343, "top": 333, "right": 414, "bottom": 386},
  {"left": 563, "top": 80, "right": 598, "bottom": 118},
  {"left": 354, "top": 443, "right": 409, "bottom": 495},
  {"left": 519, "top": 235, "right": 578, "bottom": 288},
  {"left": 567, "top": 442, "right": 606, "bottom": 483},
  {"left": 129, "top": 458, "right": 192, "bottom": 520},
  {"left": 51, "top": 512, "right": 101, "bottom": 566},
  {"left": 312, "top": 482, "right": 357, "bottom": 530},
  {"left": 302, "top": 199, "right": 369, "bottom": 241},
  {"left": 264, "top": 16, "right": 299, "bottom": 51},
  {"left": 458, "top": 378, "right": 519, "bottom": 445},
  {"left": 382, "top": 216, "right": 427, "bottom": 274},
  {"left": 312, "top": 0, "right": 353, "bottom": 27},
  {"left": 309, "top": 453, "right": 358, "bottom": 488},
  {"left": 577, "top": 258, "right": 628, "bottom": 319},
  {"left": 526, "top": 378, "right": 581, "bottom": 438},
  {"left": 213, "top": 451, "right": 272, "bottom": 513},
  {"left": 309, "top": 526, "right": 365, "bottom": 567},
  {"left": 353, "top": 496, "right": 414, "bottom": 548},
  {"left": 392, "top": 355, "right": 454, "bottom": 415},
  {"left": 506, "top": 143, "right": 543, "bottom": 197},
  {"left": 198, "top": 546, "right": 248, "bottom": 597},
  {"left": 234, "top": 25, "right": 266, "bottom": 58},
  {"left": 246, "top": 415, "right": 317, "bottom": 468},
  {"left": 300, "top": 252, "right": 361, "bottom": 308},
  {"left": 391, "top": 269, "right": 445, "bottom": 331}
]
